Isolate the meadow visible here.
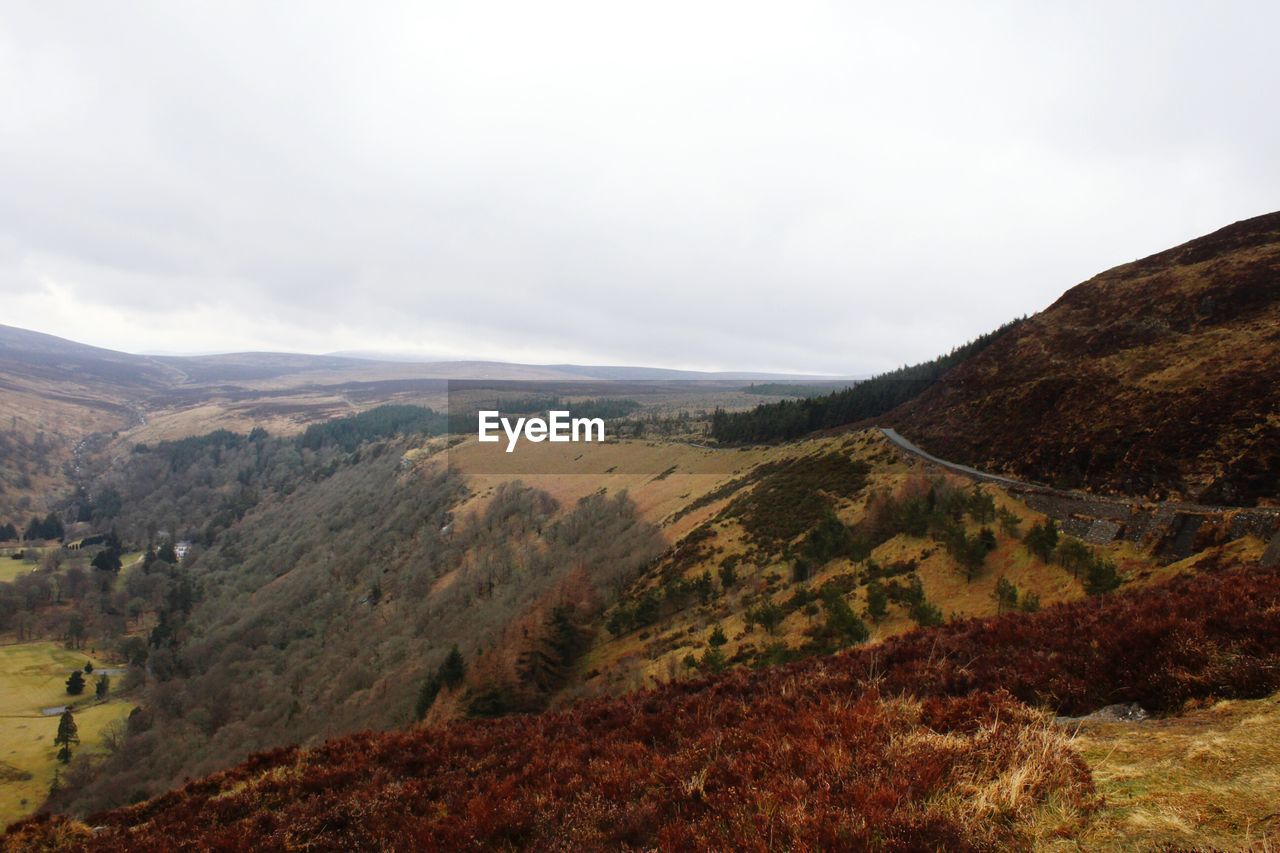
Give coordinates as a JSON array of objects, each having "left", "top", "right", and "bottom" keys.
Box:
[{"left": 0, "top": 642, "right": 133, "bottom": 826}]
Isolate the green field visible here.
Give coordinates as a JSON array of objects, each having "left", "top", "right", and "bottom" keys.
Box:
[
  {"left": 0, "top": 642, "right": 134, "bottom": 827},
  {"left": 0, "top": 548, "right": 142, "bottom": 586},
  {"left": 0, "top": 554, "right": 37, "bottom": 584}
]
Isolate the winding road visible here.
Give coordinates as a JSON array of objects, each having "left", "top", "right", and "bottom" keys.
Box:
[
  {"left": 879, "top": 428, "right": 1030, "bottom": 490},
  {"left": 877, "top": 426, "right": 1280, "bottom": 563}
]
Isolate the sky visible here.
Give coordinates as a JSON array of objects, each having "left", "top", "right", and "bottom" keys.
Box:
[{"left": 1, "top": 2, "right": 1277, "bottom": 375}]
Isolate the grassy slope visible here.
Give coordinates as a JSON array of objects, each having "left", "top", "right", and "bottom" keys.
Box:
[
  {"left": 0, "top": 643, "right": 133, "bottom": 826},
  {"left": 578, "top": 429, "right": 1191, "bottom": 695},
  {"left": 1065, "top": 693, "right": 1280, "bottom": 849},
  {"left": 8, "top": 560, "right": 1280, "bottom": 850}
]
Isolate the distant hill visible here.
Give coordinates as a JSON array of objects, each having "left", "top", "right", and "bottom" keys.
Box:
[
  {"left": 1, "top": 325, "right": 837, "bottom": 387},
  {"left": 330, "top": 350, "right": 843, "bottom": 381},
  {"left": 0, "top": 324, "right": 835, "bottom": 519},
  {"left": 887, "top": 211, "right": 1280, "bottom": 505}
]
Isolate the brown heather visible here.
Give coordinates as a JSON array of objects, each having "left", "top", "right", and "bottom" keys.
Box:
[
  {"left": 9, "top": 561, "right": 1280, "bottom": 850},
  {"left": 888, "top": 211, "right": 1280, "bottom": 505}
]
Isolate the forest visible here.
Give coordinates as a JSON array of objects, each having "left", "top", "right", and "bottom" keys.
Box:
[
  {"left": 45, "top": 437, "right": 663, "bottom": 815},
  {"left": 710, "top": 319, "right": 1023, "bottom": 443}
]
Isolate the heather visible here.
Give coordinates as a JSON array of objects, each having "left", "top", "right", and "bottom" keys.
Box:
[{"left": 10, "top": 561, "right": 1279, "bottom": 850}]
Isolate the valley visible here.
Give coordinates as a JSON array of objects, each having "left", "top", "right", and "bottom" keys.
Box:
[{"left": 2, "top": 214, "right": 1279, "bottom": 849}]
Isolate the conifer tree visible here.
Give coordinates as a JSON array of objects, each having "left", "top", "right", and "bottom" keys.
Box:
[
  {"left": 65, "top": 670, "right": 85, "bottom": 695},
  {"left": 866, "top": 581, "right": 888, "bottom": 622},
  {"left": 54, "top": 710, "right": 78, "bottom": 764},
  {"left": 440, "top": 646, "right": 466, "bottom": 688},
  {"left": 708, "top": 624, "right": 727, "bottom": 647}
]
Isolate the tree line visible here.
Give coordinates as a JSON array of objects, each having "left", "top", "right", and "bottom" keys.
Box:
[{"left": 710, "top": 318, "right": 1024, "bottom": 444}]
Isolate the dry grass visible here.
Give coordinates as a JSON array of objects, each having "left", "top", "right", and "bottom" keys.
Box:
[
  {"left": 573, "top": 431, "right": 1196, "bottom": 692},
  {"left": 442, "top": 432, "right": 807, "bottom": 536},
  {"left": 1056, "top": 692, "right": 1280, "bottom": 850}
]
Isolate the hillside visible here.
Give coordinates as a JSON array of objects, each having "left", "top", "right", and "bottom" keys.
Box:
[
  {"left": 571, "top": 429, "right": 1274, "bottom": 696},
  {"left": 15, "top": 414, "right": 1266, "bottom": 820},
  {"left": 886, "top": 211, "right": 1280, "bottom": 505},
  {"left": 29, "top": 425, "right": 666, "bottom": 815},
  {"left": 9, "top": 560, "right": 1280, "bottom": 850}
]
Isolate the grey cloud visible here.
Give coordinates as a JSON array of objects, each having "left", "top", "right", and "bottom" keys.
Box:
[{"left": 1, "top": 1, "right": 1277, "bottom": 373}]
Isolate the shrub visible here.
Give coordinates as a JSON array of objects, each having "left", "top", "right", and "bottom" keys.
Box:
[
  {"left": 993, "top": 577, "right": 1019, "bottom": 614},
  {"left": 866, "top": 581, "right": 888, "bottom": 621},
  {"left": 1083, "top": 556, "right": 1121, "bottom": 595},
  {"left": 1024, "top": 519, "right": 1059, "bottom": 562},
  {"left": 909, "top": 598, "right": 945, "bottom": 628},
  {"left": 746, "top": 600, "right": 785, "bottom": 635}
]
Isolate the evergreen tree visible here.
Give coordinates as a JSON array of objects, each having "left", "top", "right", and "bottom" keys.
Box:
[
  {"left": 96, "top": 674, "right": 110, "bottom": 698},
  {"left": 968, "top": 487, "right": 997, "bottom": 523},
  {"left": 699, "top": 645, "right": 727, "bottom": 674},
  {"left": 718, "top": 561, "right": 737, "bottom": 589},
  {"left": 440, "top": 646, "right": 466, "bottom": 688},
  {"left": 993, "top": 577, "right": 1019, "bottom": 614},
  {"left": 414, "top": 675, "right": 441, "bottom": 720},
  {"left": 997, "top": 507, "right": 1022, "bottom": 539},
  {"left": 708, "top": 624, "right": 727, "bottom": 647},
  {"left": 83, "top": 660, "right": 94, "bottom": 674},
  {"left": 1084, "top": 557, "right": 1121, "bottom": 596},
  {"left": 1056, "top": 538, "right": 1093, "bottom": 578},
  {"left": 865, "top": 580, "right": 888, "bottom": 621},
  {"left": 1024, "top": 519, "right": 1059, "bottom": 562},
  {"left": 54, "top": 710, "right": 78, "bottom": 764},
  {"left": 746, "top": 600, "right": 784, "bottom": 635},
  {"left": 710, "top": 319, "right": 1023, "bottom": 443},
  {"left": 24, "top": 512, "right": 65, "bottom": 541},
  {"left": 909, "top": 597, "right": 945, "bottom": 628},
  {"left": 65, "top": 670, "right": 85, "bottom": 695},
  {"left": 516, "top": 607, "right": 586, "bottom": 696},
  {"left": 820, "top": 594, "right": 869, "bottom": 648}
]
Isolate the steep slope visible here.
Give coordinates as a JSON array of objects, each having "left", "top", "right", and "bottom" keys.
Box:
[
  {"left": 48, "top": 431, "right": 663, "bottom": 815},
  {"left": 887, "top": 211, "right": 1280, "bottom": 505},
  {"left": 10, "top": 561, "right": 1280, "bottom": 851}
]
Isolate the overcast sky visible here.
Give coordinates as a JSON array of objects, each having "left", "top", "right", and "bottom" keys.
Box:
[{"left": 1, "top": 2, "right": 1276, "bottom": 374}]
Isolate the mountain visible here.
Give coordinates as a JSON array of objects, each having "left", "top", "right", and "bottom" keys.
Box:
[
  {"left": 330, "top": 350, "right": 844, "bottom": 381},
  {"left": 886, "top": 212, "right": 1280, "bottom": 506}
]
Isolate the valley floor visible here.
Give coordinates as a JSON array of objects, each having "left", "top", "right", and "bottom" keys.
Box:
[{"left": 0, "top": 643, "right": 133, "bottom": 826}]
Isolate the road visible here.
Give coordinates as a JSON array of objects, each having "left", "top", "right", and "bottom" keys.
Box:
[
  {"left": 878, "top": 426, "right": 1280, "bottom": 561},
  {"left": 878, "top": 427, "right": 1034, "bottom": 490}
]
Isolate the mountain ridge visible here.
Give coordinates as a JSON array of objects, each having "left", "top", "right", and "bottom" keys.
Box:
[{"left": 883, "top": 211, "right": 1280, "bottom": 505}]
